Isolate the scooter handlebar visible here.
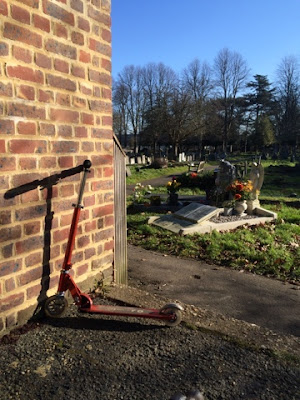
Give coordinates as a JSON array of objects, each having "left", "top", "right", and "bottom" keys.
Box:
[{"left": 83, "top": 160, "right": 92, "bottom": 170}]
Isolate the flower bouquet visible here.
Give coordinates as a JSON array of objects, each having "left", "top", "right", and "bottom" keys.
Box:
[{"left": 226, "top": 180, "right": 253, "bottom": 201}]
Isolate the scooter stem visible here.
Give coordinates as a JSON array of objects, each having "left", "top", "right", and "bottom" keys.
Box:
[{"left": 61, "top": 160, "right": 92, "bottom": 272}]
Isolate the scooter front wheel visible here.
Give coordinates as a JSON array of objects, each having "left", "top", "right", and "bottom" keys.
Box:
[
  {"left": 160, "top": 304, "right": 183, "bottom": 327},
  {"left": 44, "top": 295, "right": 68, "bottom": 318}
]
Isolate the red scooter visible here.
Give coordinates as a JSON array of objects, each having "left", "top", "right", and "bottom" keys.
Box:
[{"left": 44, "top": 160, "right": 183, "bottom": 326}]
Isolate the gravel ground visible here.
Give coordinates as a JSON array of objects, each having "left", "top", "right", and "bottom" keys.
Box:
[{"left": 0, "top": 295, "right": 299, "bottom": 400}]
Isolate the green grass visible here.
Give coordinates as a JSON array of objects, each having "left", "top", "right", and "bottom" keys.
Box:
[{"left": 126, "top": 164, "right": 188, "bottom": 185}]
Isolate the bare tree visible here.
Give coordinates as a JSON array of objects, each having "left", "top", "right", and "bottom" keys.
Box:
[
  {"left": 213, "top": 48, "right": 249, "bottom": 150},
  {"left": 183, "top": 59, "right": 213, "bottom": 157},
  {"left": 117, "top": 65, "right": 146, "bottom": 153},
  {"left": 276, "top": 55, "right": 300, "bottom": 146},
  {"left": 113, "top": 79, "right": 129, "bottom": 147}
]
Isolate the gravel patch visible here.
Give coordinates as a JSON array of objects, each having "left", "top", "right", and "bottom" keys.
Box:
[
  {"left": 210, "top": 214, "right": 259, "bottom": 223},
  {"left": 0, "top": 296, "right": 299, "bottom": 400}
]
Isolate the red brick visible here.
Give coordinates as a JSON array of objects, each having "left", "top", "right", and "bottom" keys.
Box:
[
  {"left": 88, "top": 69, "right": 111, "bottom": 85},
  {"left": 54, "top": 22, "right": 68, "bottom": 39},
  {"left": 35, "top": 52, "right": 52, "bottom": 69},
  {"left": 45, "top": 38, "right": 76, "bottom": 59},
  {"left": 5, "top": 277, "right": 16, "bottom": 292},
  {"left": 71, "top": 65, "right": 85, "bottom": 79},
  {"left": 92, "top": 204, "right": 113, "bottom": 219},
  {"left": 47, "top": 74, "right": 76, "bottom": 92},
  {"left": 101, "top": 58, "right": 111, "bottom": 72},
  {"left": 102, "top": 116, "right": 112, "bottom": 126},
  {"left": 50, "top": 108, "right": 79, "bottom": 123},
  {"left": 11, "top": 172, "right": 41, "bottom": 187},
  {"left": 71, "top": 0, "right": 83, "bottom": 12},
  {"left": 0, "top": 140, "right": 5, "bottom": 153},
  {"left": 52, "top": 140, "right": 79, "bottom": 154},
  {"left": 24, "top": 221, "right": 41, "bottom": 236},
  {"left": 25, "top": 251, "right": 42, "bottom": 268},
  {"left": 92, "top": 0, "right": 100, "bottom": 8},
  {"left": 0, "top": 157, "right": 16, "bottom": 171},
  {"left": 33, "top": 14, "right": 50, "bottom": 32},
  {"left": 54, "top": 58, "right": 69, "bottom": 73},
  {"left": 89, "top": 38, "right": 111, "bottom": 57},
  {"left": 0, "top": 226, "right": 22, "bottom": 244},
  {"left": 16, "top": 236, "right": 44, "bottom": 255},
  {"left": 88, "top": 5, "right": 110, "bottom": 27},
  {"left": 15, "top": 205, "right": 46, "bottom": 222},
  {"left": 80, "top": 84, "right": 92, "bottom": 96},
  {"left": 16, "top": 0, "right": 39, "bottom": 8},
  {"left": 0, "top": 259, "right": 21, "bottom": 277},
  {"left": 39, "top": 123, "right": 55, "bottom": 136},
  {"left": 0, "top": 41, "right": 9, "bottom": 56},
  {"left": 1, "top": 244, "right": 13, "bottom": 259},
  {"left": 4, "top": 22, "right": 42, "bottom": 48},
  {"left": 19, "top": 157, "right": 37, "bottom": 170},
  {"left": 56, "top": 93, "right": 71, "bottom": 107},
  {"left": 7, "top": 65, "right": 43, "bottom": 84},
  {"left": 38, "top": 89, "right": 54, "bottom": 103},
  {"left": 53, "top": 227, "right": 71, "bottom": 244},
  {"left": 101, "top": 28, "right": 111, "bottom": 43},
  {"left": 39, "top": 156, "right": 57, "bottom": 169},
  {"left": 10, "top": 139, "right": 47, "bottom": 154},
  {"left": 82, "top": 142, "right": 94, "bottom": 152},
  {"left": 0, "top": 82, "right": 13, "bottom": 97},
  {"left": 76, "top": 263, "right": 88, "bottom": 276},
  {"left": 79, "top": 50, "right": 91, "bottom": 63},
  {"left": 58, "top": 156, "right": 74, "bottom": 168},
  {"left": 16, "top": 85, "right": 35, "bottom": 101},
  {"left": 81, "top": 113, "right": 94, "bottom": 125},
  {"left": 27, "top": 283, "right": 41, "bottom": 299},
  {"left": 57, "top": 124, "right": 72, "bottom": 137},
  {"left": 18, "top": 265, "right": 42, "bottom": 285},
  {"left": 0, "top": 293, "right": 24, "bottom": 313},
  {"left": 75, "top": 126, "right": 88, "bottom": 137},
  {"left": 0, "top": 119, "right": 14, "bottom": 135},
  {"left": 17, "top": 121, "right": 36, "bottom": 135},
  {"left": 77, "top": 235, "right": 90, "bottom": 248},
  {"left": 71, "top": 31, "right": 84, "bottom": 46},
  {"left": 89, "top": 99, "right": 111, "bottom": 113},
  {"left": 84, "top": 219, "right": 96, "bottom": 232},
  {"left": 11, "top": 5, "right": 30, "bottom": 24},
  {"left": 78, "top": 17, "right": 90, "bottom": 32},
  {"left": 91, "top": 128, "right": 112, "bottom": 139},
  {"left": 60, "top": 184, "right": 74, "bottom": 197},
  {"left": 73, "top": 97, "right": 86, "bottom": 110},
  {"left": 93, "top": 227, "right": 114, "bottom": 243},
  {"left": 7, "top": 103, "right": 46, "bottom": 120},
  {"left": 104, "top": 239, "right": 114, "bottom": 251},
  {"left": 43, "top": 0, "right": 75, "bottom": 26},
  {"left": 0, "top": 0, "right": 8, "bottom": 16},
  {"left": 21, "top": 190, "right": 39, "bottom": 204}
]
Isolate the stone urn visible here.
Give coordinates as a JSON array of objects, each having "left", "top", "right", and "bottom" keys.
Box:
[{"left": 234, "top": 200, "right": 247, "bottom": 216}]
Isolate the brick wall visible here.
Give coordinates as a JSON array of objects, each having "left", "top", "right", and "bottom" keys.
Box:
[{"left": 0, "top": 0, "right": 114, "bottom": 337}]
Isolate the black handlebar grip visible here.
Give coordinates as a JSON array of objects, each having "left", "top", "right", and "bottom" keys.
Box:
[{"left": 83, "top": 160, "right": 92, "bottom": 170}]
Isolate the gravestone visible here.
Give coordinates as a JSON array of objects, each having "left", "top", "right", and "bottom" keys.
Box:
[
  {"left": 150, "top": 203, "right": 220, "bottom": 234},
  {"left": 175, "top": 203, "right": 219, "bottom": 224}
]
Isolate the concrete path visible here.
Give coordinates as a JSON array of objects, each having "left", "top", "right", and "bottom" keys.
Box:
[{"left": 127, "top": 244, "right": 300, "bottom": 337}]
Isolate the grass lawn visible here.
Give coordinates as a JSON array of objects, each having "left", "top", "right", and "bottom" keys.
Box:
[{"left": 127, "top": 161, "right": 300, "bottom": 282}]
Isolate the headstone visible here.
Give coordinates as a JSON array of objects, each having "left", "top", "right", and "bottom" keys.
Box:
[
  {"left": 175, "top": 203, "right": 219, "bottom": 224},
  {"left": 142, "top": 155, "right": 146, "bottom": 164},
  {"left": 215, "top": 160, "right": 236, "bottom": 193},
  {"left": 130, "top": 158, "right": 135, "bottom": 165},
  {"left": 137, "top": 156, "right": 142, "bottom": 164}
]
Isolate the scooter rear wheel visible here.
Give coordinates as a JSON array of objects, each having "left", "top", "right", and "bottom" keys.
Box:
[
  {"left": 44, "top": 295, "right": 68, "bottom": 318},
  {"left": 160, "top": 306, "right": 182, "bottom": 327}
]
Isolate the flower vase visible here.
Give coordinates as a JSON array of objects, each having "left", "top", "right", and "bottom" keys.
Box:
[
  {"left": 168, "top": 193, "right": 179, "bottom": 205},
  {"left": 234, "top": 200, "right": 247, "bottom": 216}
]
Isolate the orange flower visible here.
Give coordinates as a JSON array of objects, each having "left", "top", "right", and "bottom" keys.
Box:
[
  {"left": 236, "top": 183, "right": 243, "bottom": 191},
  {"left": 234, "top": 193, "right": 242, "bottom": 200}
]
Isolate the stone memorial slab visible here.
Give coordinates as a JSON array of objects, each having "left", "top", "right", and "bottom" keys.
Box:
[{"left": 174, "top": 203, "right": 219, "bottom": 224}]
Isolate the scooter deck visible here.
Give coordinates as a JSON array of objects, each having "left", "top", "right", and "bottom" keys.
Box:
[{"left": 79, "top": 304, "right": 168, "bottom": 320}]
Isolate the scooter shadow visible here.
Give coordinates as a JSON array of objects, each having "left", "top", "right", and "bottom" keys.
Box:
[{"left": 42, "top": 314, "right": 166, "bottom": 333}]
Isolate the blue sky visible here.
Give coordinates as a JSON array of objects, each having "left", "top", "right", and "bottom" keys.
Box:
[{"left": 111, "top": 0, "right": 300, "bottom": 83}]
